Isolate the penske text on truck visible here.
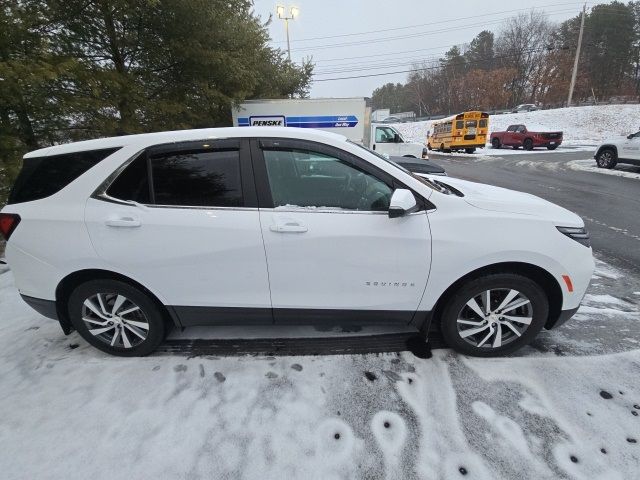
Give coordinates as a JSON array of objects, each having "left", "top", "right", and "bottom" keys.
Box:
[{"left": 232, "top": 98, "right": 427, "bottom": 158}]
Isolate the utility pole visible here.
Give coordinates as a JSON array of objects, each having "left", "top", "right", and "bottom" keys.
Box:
[
  {"left": 276, "top": 5, "right": 298, "bottom": 61},
  {"left": 567, "top": 4, "right": 586, "bottom": 107}
]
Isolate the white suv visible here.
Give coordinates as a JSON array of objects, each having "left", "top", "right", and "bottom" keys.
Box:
[
  {"left": 0, "top": 127, "right": 594, "bottom": 357},
  {"left": 594, "top": 131, "right": 640, "bottom": 169}
]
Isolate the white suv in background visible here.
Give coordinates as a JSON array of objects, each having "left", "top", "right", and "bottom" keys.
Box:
[
  {"left": 594, "top": 130, "right": 640, "bottom": 169},
  {"left": 0, "top": 127, "right": 594, "bottom": 357}
]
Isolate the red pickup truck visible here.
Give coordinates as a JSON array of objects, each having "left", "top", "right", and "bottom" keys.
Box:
[{"left": 490, "top": 124, "right": 563, "bottom": 150}]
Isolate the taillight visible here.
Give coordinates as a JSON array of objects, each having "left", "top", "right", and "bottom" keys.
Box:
[{"left": 0, "top": 213, "right": 21, "bottom": 240}]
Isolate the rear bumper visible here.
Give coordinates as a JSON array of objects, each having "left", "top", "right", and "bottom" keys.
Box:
[
  {"left": 20, "top": 294, "right": 58, "bottom": 320},
  {"left": 546, "top": 306, "right": 579, "bottom": 329}
]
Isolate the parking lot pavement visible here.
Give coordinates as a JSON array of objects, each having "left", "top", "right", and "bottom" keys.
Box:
[{"left": 429, "top": 149, "right": 640, "bottom": 276}]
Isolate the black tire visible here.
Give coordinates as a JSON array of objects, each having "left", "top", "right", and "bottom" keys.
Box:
[
  {"left": 427, "top": 144, "right": 433, "bottom": 151},
  {"left": 546, "top": 145, "right": 558, "bottom": 150},
  {"left": 523, "top": 138, "right": 534, "bottom": 151},
  {"left": 440, "top": 144, "right": 445, "bottom": 152},
  {"left": 68, "top": 279, "right": 167, "bottom": 356},
  {"left": 491, "top": 138, "right": 501, "bottom": 149},
  {"left": 465, "top": 147, "right": 476, "bottom": 154},
  {"left": 439, "top": 273, "right": 549, "bottom": 357},
  {"left": 596, "top": 148, "right": 617, "bottom": 169}
]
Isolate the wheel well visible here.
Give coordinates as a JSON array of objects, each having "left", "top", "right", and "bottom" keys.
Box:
[
  {"left": 596, "top": 144, "right": 617, "bottom": 157},
  {"left": 428, "top": 262, "right": 563, "bottom": 332},
  {"left": 55, "top": 269, "right": 178, "bottom": 334}
]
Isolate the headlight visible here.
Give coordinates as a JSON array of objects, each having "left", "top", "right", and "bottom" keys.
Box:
[{"left": 557, "top": 226, "right": 590, "bottom": 247}]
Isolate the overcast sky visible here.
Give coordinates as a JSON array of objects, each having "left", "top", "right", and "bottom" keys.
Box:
[{"left": 253, "top": 0, "right": 587, "bottom": 98}]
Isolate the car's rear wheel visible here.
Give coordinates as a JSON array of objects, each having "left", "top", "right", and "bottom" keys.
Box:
[
  {"left": 596, "top": 148, "right": 617, "bottom": 169},
  {"left": 68, "top": 279, "right": 167, "bottom": 356},
  {"left": 491, "top": 138, "right": 501, "bottom": 149},
  {"left": 523, "top": 138, "right": 534, "bottom": 150},
  {"left": 440, "top": 273, "right": 548, "bottom": 357}
]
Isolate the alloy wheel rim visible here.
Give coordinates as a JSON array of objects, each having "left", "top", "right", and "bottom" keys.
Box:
[
  {"left": 81, "top": 293, "right": 149, "bottom": 348},
  {"left": 599, "top": 152, "right": 611, "bottom": 167},
  {"left": 456, "top": 288, "right": 532, "bottom": 349}
]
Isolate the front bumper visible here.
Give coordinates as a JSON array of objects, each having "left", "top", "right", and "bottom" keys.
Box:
[{"left": 536, "top": 140, "right": 562, "bottom": 148}]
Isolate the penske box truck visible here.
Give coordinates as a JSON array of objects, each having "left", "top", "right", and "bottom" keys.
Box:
[{"left": 232, "top": 98, "right": 427, "bottom": 158}]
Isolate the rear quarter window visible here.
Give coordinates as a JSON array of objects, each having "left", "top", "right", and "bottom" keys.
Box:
[{"left": 8, "top": 147, "right": 120, "bottom": 204}]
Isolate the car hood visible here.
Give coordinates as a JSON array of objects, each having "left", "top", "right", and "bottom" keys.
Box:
[{"left": 430, "top": 176, "right": 584, "bottom": 226}]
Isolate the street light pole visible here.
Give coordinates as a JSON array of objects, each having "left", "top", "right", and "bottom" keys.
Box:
[{"left": 276, "top": 5, "right": 298, "bottom": 61}]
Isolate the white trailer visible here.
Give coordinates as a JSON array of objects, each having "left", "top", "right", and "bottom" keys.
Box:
[{"left": 232, "top": 98, "right": 426, "bottom": 158}]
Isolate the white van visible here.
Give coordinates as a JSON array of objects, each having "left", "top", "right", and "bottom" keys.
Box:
[{"left": 232, "top": 98, "right": 427, "bottom": 158}]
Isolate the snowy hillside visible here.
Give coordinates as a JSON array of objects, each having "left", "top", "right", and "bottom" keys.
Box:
[{"left": 393, "top": 104, "right": 640, "bottom": 147}]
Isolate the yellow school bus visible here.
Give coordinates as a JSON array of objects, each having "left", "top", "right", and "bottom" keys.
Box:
[{"left": 427, "top": 111, "right": 490, "bottom": 153}]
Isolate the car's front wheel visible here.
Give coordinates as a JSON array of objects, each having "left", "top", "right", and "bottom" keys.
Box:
[
  {"left": 523, "top": 138, "right": 534, "bottom": 150},
  {"left": 68, "top": 279, "right": 167, "bottom": 356},
  {"left": 596, "top": 148, "right": 617, "bottom": 169},
  {"left": 440, "top": 273, "right": 548, "bottom": 356},
  {"left": 491, "top": 138, "right": 501, "bottom": 149}
]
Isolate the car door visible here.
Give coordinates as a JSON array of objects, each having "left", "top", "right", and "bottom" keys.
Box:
[
  {"left": 503, "top": 125, "right": 516, "bottom": 145},
  {"left": 252, "top": 137, "right": 432, "bottom": 325},
  {"left": 85, "top": 138, "right": 272, "bottom": 325},
  {"left": 372, "top": 125, "right": 399, "bottom": 157},
  {"left": 621, "top": 131, "right": 640, "bottom": 159},
  {"left": 513, "top": 125, "right": 526, "bottom": 145}
]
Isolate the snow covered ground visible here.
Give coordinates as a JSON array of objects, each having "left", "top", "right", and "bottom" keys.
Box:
[
  {"left": 393, "top": 104, "right": 640, "bottom": 149},
  {"left": 1, "top": 260, "right": 639, "bottom": 479},
  {"left": 567, "top": 159, "right": 640, "bottom": 181}
]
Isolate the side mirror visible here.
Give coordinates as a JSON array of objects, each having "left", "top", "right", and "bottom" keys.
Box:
[
  {"left": 393, "top": 133, "right": 401, "bottom": 143},
  {"left": 388, "top": 189, "right": 418, "bottom": 218}
]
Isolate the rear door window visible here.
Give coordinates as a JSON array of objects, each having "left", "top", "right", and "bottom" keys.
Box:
[
  {"left": 105, "top": 155, "right": 150, "bottom": 204},
  {"left": 8, "top": 147, "right": 120, "bottom": 204},
  {"left": 151, "top": 149, "right": 243, "bottom": 207}
]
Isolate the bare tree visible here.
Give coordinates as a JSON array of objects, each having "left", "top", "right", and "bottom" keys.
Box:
[{"left": 495, "top": 11, "right": 553, "bottom": 105}]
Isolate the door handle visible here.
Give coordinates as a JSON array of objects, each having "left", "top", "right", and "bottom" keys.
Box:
[
  {"left": 105, "top": 216, "right": 141, "bottom": 228},
  {"left": 270, "top": 221, "right": 307, "bottom": 233}
]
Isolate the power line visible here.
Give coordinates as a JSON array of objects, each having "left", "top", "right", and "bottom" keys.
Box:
[
  {"left": 271, "top": 1, "right": 584, "bottom": 45},
  {"left": 312, "top": 45, "right": 561, "bottom": 82},
  {"left": 290, "top": 7, "right": 579, "bottom": 52}
]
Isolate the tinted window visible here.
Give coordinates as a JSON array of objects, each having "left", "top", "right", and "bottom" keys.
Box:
[
  {"left": 151, "top": 150, "right": 242, "bottom": 207},
  {"left": 507, "top": 126, "right": 516, "bottom": 132},
  {"left": 479, "top": 119, "right": 487, "bottom": 128},
  {"left": 263, "top": 148, "right": 392, "bottom": 211},
  {"left": 106, "top": 155, "right": 150, "bottom": 203},
  {"left": 8, "top": 147, "right": 120, "bottom": 204}
]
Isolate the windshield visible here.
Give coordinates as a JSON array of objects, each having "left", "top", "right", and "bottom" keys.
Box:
[{"left": 347, "top": 141, "right": 450, "bottom": 194}]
